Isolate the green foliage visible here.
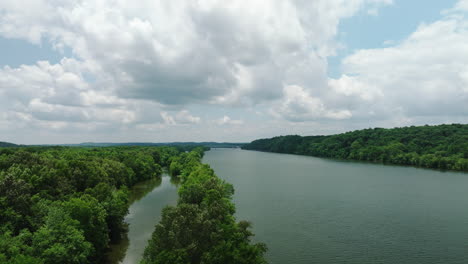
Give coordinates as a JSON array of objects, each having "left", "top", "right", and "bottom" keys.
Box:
[
  {"left": 85, "top": 183, "right": 130, "bottom": 241},
  {"left": 32, "top": 206, "right": 92, "bottom": 264},
  {"left": 0, "top": 146, "right": 180, "bottom": 263},
  {"left": 0, "top": 168, "right": 34, "bottom": 232},
  {"left": 243, "top": 124, "right": 468, "bottom": 172},
  {"left": 0, "top": 229, "right": 41, "bottom": 264},
  {"left": 0, "top": 145, "right": 264, "bottom": 263},
  {"left": 169, "top": 160, "right": 183, "bottom": 177},
  {"left": 142, "top": 150, "right": 267, "bottom": 264},
  {"left": 62, "top": 194, "right": 109, "bottom": 260}
]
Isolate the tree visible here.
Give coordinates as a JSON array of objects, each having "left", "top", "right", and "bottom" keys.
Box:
[
  {"left": 0, "top": 167, "right": 33, "bottom": 232},
  {"left": 32, "top": 207, "right": 92, "bottom": 264},
  {"left": 0, "top": 229, "right": 42, "bottom": 264},
  {"left": 62, "top": 194, "right": 109, "bottom": 260}
]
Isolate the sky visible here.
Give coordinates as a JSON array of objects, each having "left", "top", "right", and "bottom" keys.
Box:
[{"left": 0, "top": 0, "right": 467, "bottom": 144}]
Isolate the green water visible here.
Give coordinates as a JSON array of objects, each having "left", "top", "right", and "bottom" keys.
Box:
[
  {"left": 107, "top": 176, "right": 178, "bottom": 264},
  {"left": 203, "top": 148, "right": 468, "bottom": 264}
]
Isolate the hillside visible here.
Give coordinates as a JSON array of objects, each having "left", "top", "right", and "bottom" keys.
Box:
[
  {"left": 0, "top": 141, "right": 18, "bottom": 147},
  {"left": 242, "top": 124, "right": 468, "bottom": 171}
]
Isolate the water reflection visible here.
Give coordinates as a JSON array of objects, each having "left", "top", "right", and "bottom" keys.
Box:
[
  {"left": 106, "top": 175, "right": 178, "bottom": 264},
  {"left": 106, "top": 235, "right": 129, "bottom": 264},
  {"left": 129, "top": 177, "right": 162, "bottom": 204},
  {"left": 170, "top": 175, "right": 181, "bottom": 186}
]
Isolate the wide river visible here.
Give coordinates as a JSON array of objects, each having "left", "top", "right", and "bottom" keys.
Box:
[{"left": 113, "top": 148, "right": 468, "bottom": 264}]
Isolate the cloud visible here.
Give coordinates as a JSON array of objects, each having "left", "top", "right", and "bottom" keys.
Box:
[
  {"left": 328, "top": 75, "right": 381, "bottom": 101},
  {"left": 270, "top": 0, "right": 467, "bottom": 124},
  {"left": 453, "top": 0, "right": 468, "bottom": 12},
  {"left": 0, "top": 59, "right": 87, "bottom": 106},
  {"left": 271, "top": 85, "right": 352, "bottom": 122},
  {"left": 216, "top": 116, "right": 244, "bottom": 125},
  {"left": 7, "top": 0, "right": 467, "bottom": 144},
  {"left": 0, "top": 58, "right": 167, "bottom": 133},
  {"left": 332, "top": 6, "right": 468, "bottom": 119},
  {"left": 161, "top": 110, "right": 201, "bottom": 125},
  {"left": 0, "top": 0, "right": 392, "bottom": 107}
]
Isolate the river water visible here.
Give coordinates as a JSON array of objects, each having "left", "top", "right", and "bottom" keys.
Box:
[
  {"left": 112, "top": 149, "right": 468, "bottom": 264},
  {"left": 204, "top": 149, "right": 468, "bottom": 264},
  {"left": 107, "top": 176, "right": 178, "bottom": 264}
]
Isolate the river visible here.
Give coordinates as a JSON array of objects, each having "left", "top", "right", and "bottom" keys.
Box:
[
  {"left": 112, "top": 148, "right": 468, "bottom": 264},
  {"left": 107, "top": 176, "right": 179, "bottom": 264}
]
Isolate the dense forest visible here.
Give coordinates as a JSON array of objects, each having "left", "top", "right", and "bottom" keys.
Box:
[
  {"left": 242, "top": 124, "right": 468, "bottom": 172},
  {"left": 0, "top": 146, "right": 176, "bottom": 263},
  {"left": 0, "top": 145, "right": 265, "bottom": 263},
  {"left": 142, "top": 148, "right": 267, "bottom": 264}
]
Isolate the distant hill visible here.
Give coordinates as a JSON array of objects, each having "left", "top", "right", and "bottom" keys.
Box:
[
  {"left": 2, "top": 141, "right": 245, "bottom": 148},
  {"left": 0, "top": 141, "right": 18, "bottom": 147},
  {"left": 48, "top": 142, "right": 246, "bottom": 148},
  {"left": 242, "top": 124, "right": 468, "bottom": 172}
]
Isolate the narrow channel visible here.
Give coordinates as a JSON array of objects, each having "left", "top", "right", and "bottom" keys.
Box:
[{"left": 107, "top": 175, "right": 178, "bottom": 264}]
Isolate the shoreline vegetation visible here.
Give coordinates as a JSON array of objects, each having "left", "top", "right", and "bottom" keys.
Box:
[
  {"left": 242, "top": 124, "right": 468, "bottom": 172},
  {"left": 0, "top": 145, "right": 266, "bottom": 264},
  {"left": 0, "top": 146, "right": 177, "bottom": 264}
]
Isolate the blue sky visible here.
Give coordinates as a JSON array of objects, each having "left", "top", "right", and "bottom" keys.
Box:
[
  {"left": 0, "top": 0, "right": 467, "bottom": 144},
  {"left": 329, "top": 0, "right": 458, "bottom": 77},
  {"left": 0, "top": 37, "right": 64, "bottom": 67}
]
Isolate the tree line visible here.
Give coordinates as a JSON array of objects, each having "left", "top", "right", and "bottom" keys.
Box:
[
  {"left": 242, "top": 124, "right": 468, "bottom": 172},
  {"left": 0, "top": 145, "right": 180, "bottom": 263}
]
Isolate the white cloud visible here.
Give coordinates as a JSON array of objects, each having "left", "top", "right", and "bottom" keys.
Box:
[
  {"left": 175, "top": 110, "right": 201, "bottom": 124},
  {"left": 216, "top": 116, "right": 244, "bottom": 125},
  {"left": 328, "top": 75, "right": 381, "bottom": 101},
  {"left": 160, "top": 112, "right": 176, "bottom": 125},
  {"left": 453, "top": 0, "right": 468, "bottom": 12},
  {"left": 272, "top": 85, "right": 352, "bottom": 122},
  {"left": 334, "top": 9, "right": 468, "bottom": 119},
  {"left": 161, "top": 110, "right": 201, "bottom": 125},
  {"left": 0, "top": 0, "right": 392, "bottom": 106},
  {"left": 0, "top": 58, "right": 166, "bottom": 133}
]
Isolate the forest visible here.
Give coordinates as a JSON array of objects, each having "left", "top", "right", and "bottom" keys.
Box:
[
  {"left": 242, "top": 124, "right": 468, "bottom": 172},
  {"left": 0, "top": 145, "right": 266, "bottom": 264}
]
